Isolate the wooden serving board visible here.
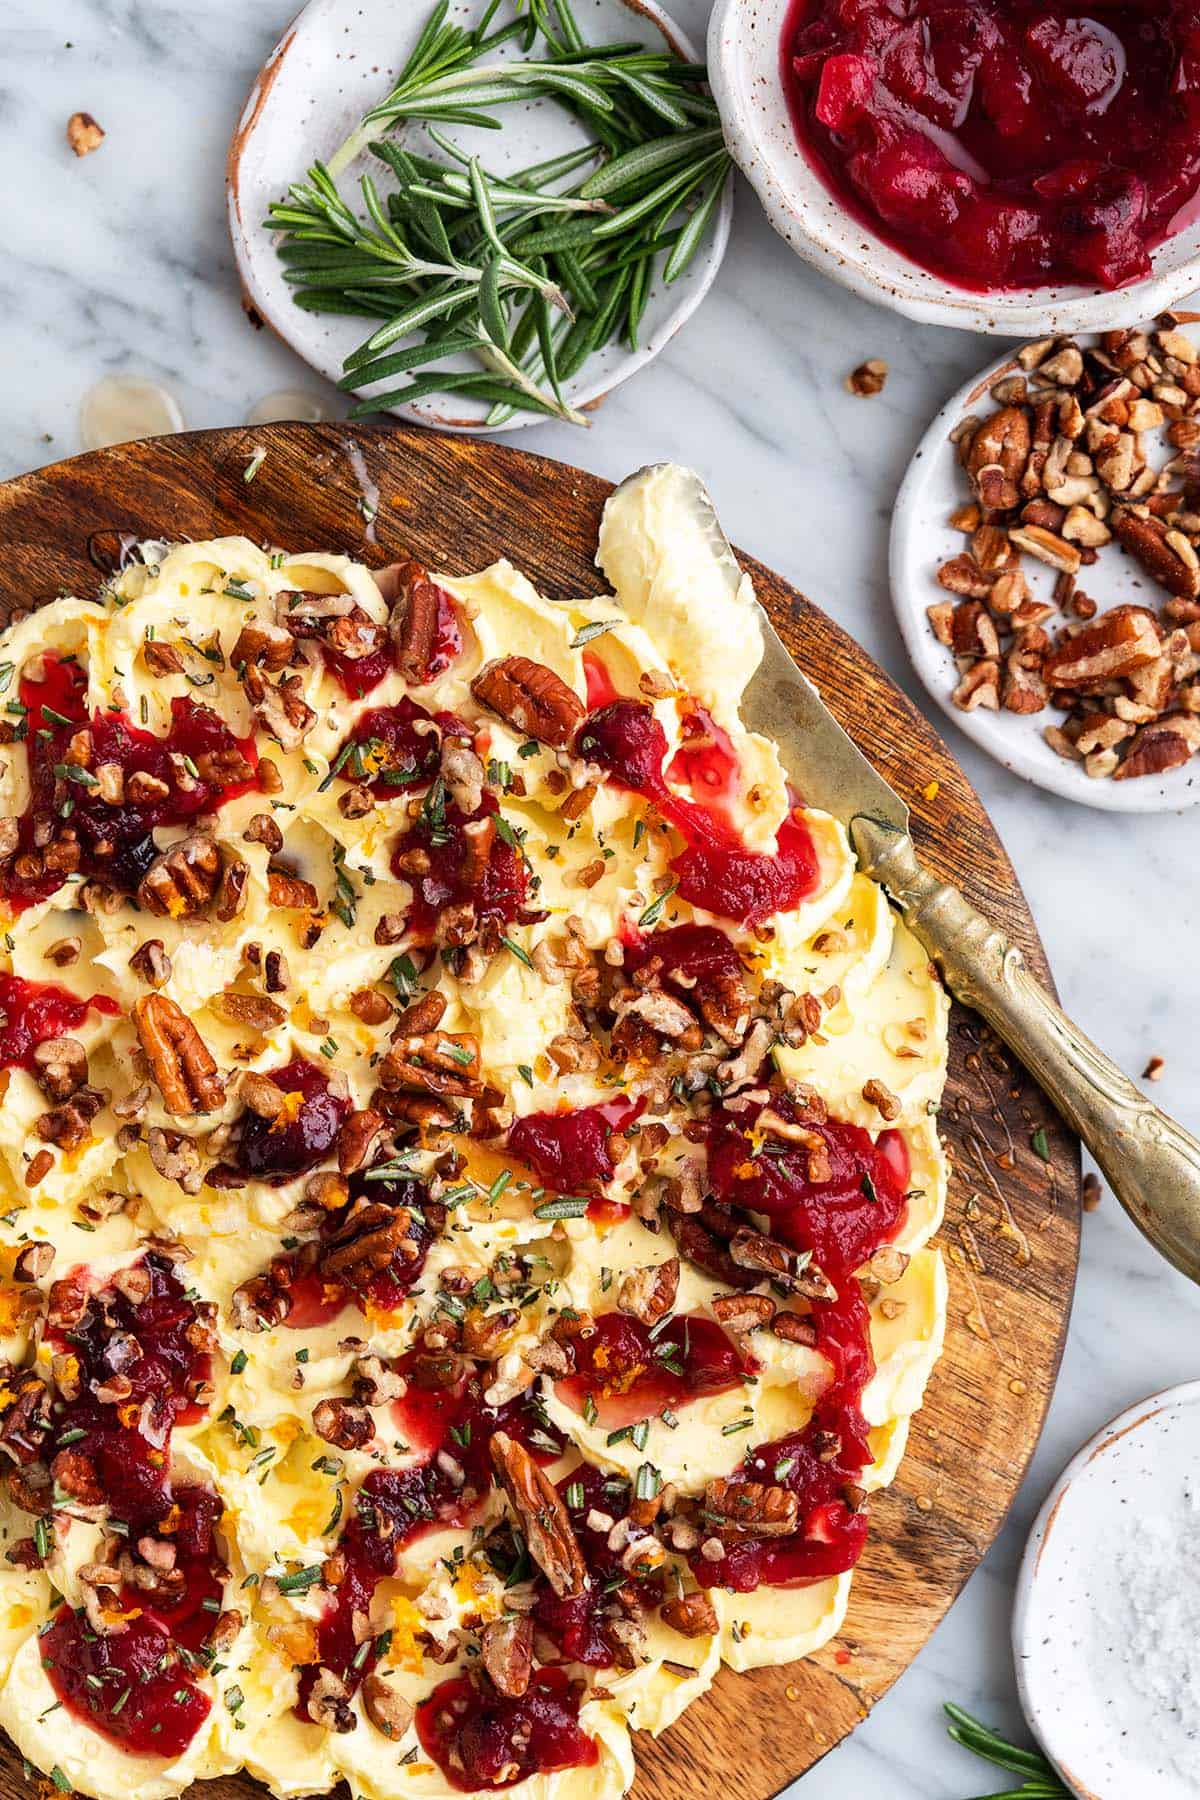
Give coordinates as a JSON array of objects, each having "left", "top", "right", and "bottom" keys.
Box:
[{"left": 0, "top": 425, "right": 1080, "bottom": 1799}]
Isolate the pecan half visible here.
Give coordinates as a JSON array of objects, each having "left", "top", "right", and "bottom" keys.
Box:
[
  {"left": 480, "top": 1614, "right": 533, "bottom": 1698},
  {"left": 382, "top": 560, "right": 449, "bottom": 685},
  {"left": 138, "top": 834, "right": 221, "bottom": 919},
  {"left": 471, "top": 656, "right": 585, "bottom": 748},
  {"left": 490, "top": 1432, "right": 588, "bottom": 1598},
  {"left": 704, "top": 1478, "right": 798, "bottom": 1541},
  {"left": 133, "top": 994, "right": 225, "bottom": 1116},
  {"left": 320, "top": 1197, "right": 424, "bottom": 1293}
]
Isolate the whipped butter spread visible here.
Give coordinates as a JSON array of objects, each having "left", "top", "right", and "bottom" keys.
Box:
[{"left": 0, "top": 465, "right": 947, "bottom": 1798}]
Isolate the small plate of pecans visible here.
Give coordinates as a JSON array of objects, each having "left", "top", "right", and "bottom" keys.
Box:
[{"left": 890, "top": 322, "right": 1200, "bottom": 812}]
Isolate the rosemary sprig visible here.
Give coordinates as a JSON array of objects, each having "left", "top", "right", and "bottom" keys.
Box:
[
  {"left": 945, "top": 1705, "right": 1069, "bottom": 1799},
  {"left": 265, "top": 0, "right": 729, "bottom": 426}
]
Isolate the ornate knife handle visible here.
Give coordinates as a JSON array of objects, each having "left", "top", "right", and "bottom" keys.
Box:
[{"left": 853, "top": 816, "right": 1200, "bottom": 1285}]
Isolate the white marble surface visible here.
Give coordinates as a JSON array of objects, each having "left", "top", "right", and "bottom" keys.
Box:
[{"left": 5, "top": 3, "right": 1200, "bottom": 1794}]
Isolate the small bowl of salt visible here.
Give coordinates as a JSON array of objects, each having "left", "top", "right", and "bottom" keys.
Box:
[{"left": 1015, "top": 1381, "right": 1200, "bottom": 1798}]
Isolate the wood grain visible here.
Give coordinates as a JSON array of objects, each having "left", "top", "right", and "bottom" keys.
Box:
[{"left": 0, "top": 424, "right": 1081, "bottom": 1799}]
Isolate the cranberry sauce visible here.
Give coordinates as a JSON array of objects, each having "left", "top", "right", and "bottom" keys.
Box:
[
  {"left": 534, "top": 1464, "right": 663, "bottom": 1665},
  {"left": 556, "top": 1312, "right": 750, "bottom": 1428},
  {"left": 235, "top": 1058, "right": 351, "bottom": 1183},
  {"left": 41, "top": 1608, "right": 212, "bottom": 1757},
  {"left": 579, "top": 700, "right": 819, "bottom": 926},
  {"left": 707, "top": 1100, "right": 909, "bottom": 1279},
  {"left": 0, "top": 973, "right": 117, "bottom": 1070},
  {"left": 691, "top": 1281, "right": 874, "bottom": 1592},
  {"left": 392, "top": 793, "right": 529, "bottom": 942},
  {"left": 41, "top": 1256, "right": 222, "bottom": 1752},
  {"left": 295, "top": 1376, "right": 562, "bottom": 1718},
  {"left": 507, "top": 1095, "right": 642, "bottom": 1196},
  {"left": 416, "top": 1668, "right": 597, "bottom": 1792},
  {"left": 331, "top": 698, "right": 447, "bottom": 795},
  {"left": 4, "top": 656, "right": 258, "bottom": 906},
  {"left": 782, "top": 0, "right": 1200, "bottom": 292},
  {"left": 51, "top": 1253, "right": 215, "bottom": 1530}
]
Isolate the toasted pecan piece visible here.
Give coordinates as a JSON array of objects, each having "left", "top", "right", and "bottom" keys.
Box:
[
  {"left": 490, "top": 1432, "right": 588, "bottom": 1597},
  {"left": 966, "top": 405, "right": 1030, "bottom": 488},
  {"left": 133, "top": 994, "right": 225, "bottom": 1116},
  {"left": 1113, "top": 715, "right": 1200, "bottom": 781},
  {"left": 471, "top": 656, "right": 585, "bottom": 748},
  {"left": 660, "top": 1591, "right": 719, "bottom": 1638},
  {"left": 1043, "top": 604, "right": 1162, "bottom": 690},
  {"left": 362, "top": 1672, "right": 414, "bottom": 1741},
  {"left": 138, "top": 834, "right": 222, "bottom": 919},
  {"left": 480, "top": 1614, "right": 534, "bottom": 1698},
  {"left": 266, "top": 870, "right": 319, "bottom": 909},
  {"left": 704, "top": 1478, "right": 798, "bottom": 1541},
  {"left": 1111, "top": 508, "right": 1200, "bottom": 599},
  {"left": 209, "top": 991, "right": 286, "bottom": 1032},
  {"left": 378, "top": 1031, "right": 482, "bottom": 1098},
  {"left": 617, "top": 1258, "right": 679, "bottom": 1325},
  {"left": 380, "top": 559, "right": 447, "bottom": 685}
]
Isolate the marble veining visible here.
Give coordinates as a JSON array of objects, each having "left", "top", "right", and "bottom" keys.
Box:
[{"left": 5, "top": 2, "right": 1200, "bottom": 1792}]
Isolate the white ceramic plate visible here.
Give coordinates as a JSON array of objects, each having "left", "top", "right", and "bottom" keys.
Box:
[
  {"left": 227, "top": 0, "right": 732, "bottom": 433},
  {"left": 890, "top": 343, "right": 1200, "bottom": 813},
  {"left": 1014, "top": 1381, "right": 1200, "bottom": 1800},
  {"left": 708, "top": 0, "right": 1200, "bottom": 336}
]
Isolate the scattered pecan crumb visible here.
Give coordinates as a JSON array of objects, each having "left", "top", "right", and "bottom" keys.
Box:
[
  {"left": 1143, "top": 1054, "right": 1165, "bottom": 1081},
  {"left": 846, "top": 359, "right": 887, "bottom": 398},
  {"left": 67, "top": 112, "right": 105, "bottom": 156}
]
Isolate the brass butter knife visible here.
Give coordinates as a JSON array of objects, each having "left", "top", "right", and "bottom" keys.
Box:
[{"left": 608, "top": 466, "right": 1200, "bottom": 1284}]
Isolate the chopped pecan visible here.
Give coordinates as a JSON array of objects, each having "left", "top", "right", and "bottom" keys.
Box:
[
  {"left": 1113, "top": 716, "right": 1200, "bottom": 780},
  {"left": 306, "top": 1667, "right": 355, "bottom": 1733},
  {"left": 1007, "top": 525, "right": 1081, "bottom": 575},
  {"left": 1112, "top": 508, "right": 1200, "bottom": 598},
  {"left": 710, "top": 1292, "right": 775, "bottom": 1335},
  {"left": 232, "top": 621, "right": 294, "bottom": 673},
  {"left": 138, "top": 834, "right": 221, "bottom": 918},
  {"left": 471, "top": 656, "right": 585, "bottom": 748},
  {"left": 67, "top": 111, "right": 105, "bottom": 156},
  {"left": 616, "top": 1259, "right": 679, "bottom": 1326},
  {"left": 490, "top": 1432, "right": 588, "bottom": 1597},
  {"left": 336, "top": 1109, "right": 387, "bottom": 1176},
  {"left": 267, "top": 869, "right": 319, "bottom": 909},
  {"left": 1043, "top": 605, "right": 1162, "bottom": 689},
  {"left": 966, "top": 405, "right": 1030, "bottom": 487},
  {"left": 12, "top": 1243, "right": 54, "bottom": 1284},
  {"left": 480, "top": 1614, "right": 534, "bottom": 1698},
  {"left": 246, "top": 668, "right": 315, "bottom": 752},
  {"left": 0, "top": 1369, "right": 52, "bottom": 1465},
  {"left": 134, "top": 994, "right": 225, "bottom": 1116},
  {"left": 379, "top": 1031, "right": 482, "bottom": 1098},
  {"left": 52, "top": 1446, "right": 104, "bottom": 1507},
  {"left": 210, "top": 991, "right": 286, "bottom": 1031},
  {"left": 704, "top": 1478, "right": 798, "bottom": 1541},
  {"left": 949, "top": 601, "right": 999, "bottom": 660},
  {"left": 362, "top": 1671, "right": 414, "bottom": 1740},
  {"left": 31, "top": 1036, "right": 87, "bottom": 1101},
  {"left": 660, "top": 1592, "right": 718, "bottom": 1638},
  {"left": 952, "top": 660, "right": 1001, "bottom": 712},
  {"left": 147, "top": 1127, "right": 203, "bottom": 1193},
  {"left": 729, "top": 1228, "right": 836, "bottom": 1301},
  {"left": 129, "top": 938, "right": 172, "bottom": 988},
  {"left": 312, "top": 1399, "right": 374, "bottom": 1451},
  {"left": 935, "top": 554, "right": 993, "bottom": 600}
]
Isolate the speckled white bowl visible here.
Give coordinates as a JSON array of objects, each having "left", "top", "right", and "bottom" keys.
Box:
[
  {"left": 707, "top": 0, "right": 1200, "bottom": 335},
  {"left": 228, "top": 0, "right": 732, "bottom": 434},
  {"left": 890, "top": 340, "right": 1200, "bottom": 813},
  {"left": 1015, "top": 1382, "right": 1200, "bottom": 1800}
]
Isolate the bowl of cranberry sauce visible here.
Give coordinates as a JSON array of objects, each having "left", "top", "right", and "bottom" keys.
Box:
[{"left": 708, "top": 0, "right": 1200, "bottom": 331}]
